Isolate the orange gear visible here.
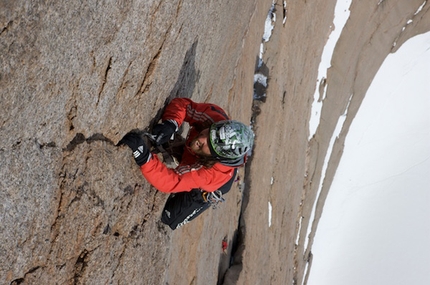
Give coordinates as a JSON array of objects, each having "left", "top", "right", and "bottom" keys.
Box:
[{"left": 222, "top": 237, "right": 228, "bottom": 252}]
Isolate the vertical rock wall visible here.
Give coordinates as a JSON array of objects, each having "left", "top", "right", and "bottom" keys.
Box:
[
  {"left": 0, "top": 0, "right": 269, "bottom": 284},
  {"left": 227, "top": 0, "right": 430, "bottom": 285},
  {"left": 4, "top": 0, "right": 427, "bottom": 284}
]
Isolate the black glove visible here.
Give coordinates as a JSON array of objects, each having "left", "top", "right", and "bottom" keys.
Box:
[
  {"left": 152, "top": 120, "right": 177, "bottom": 145},
  {"left": 119, "top": 132, "right": 150, "bottom": 166}
]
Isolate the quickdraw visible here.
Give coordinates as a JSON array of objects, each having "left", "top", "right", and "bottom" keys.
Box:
[{"left": 202, "top": 190, "right": 225, "bottom": 208}]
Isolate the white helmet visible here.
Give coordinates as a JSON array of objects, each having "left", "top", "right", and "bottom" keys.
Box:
[{"left": 208, "top": 120, "right": 254, "bottom": 159}]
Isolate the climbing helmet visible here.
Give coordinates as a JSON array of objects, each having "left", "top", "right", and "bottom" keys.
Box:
[{"left": 208, "top": 120, "right": 254, "bottom": 159}]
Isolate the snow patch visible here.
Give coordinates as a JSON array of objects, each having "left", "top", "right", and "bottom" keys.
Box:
[
  {"left": 283, "top": 1, "right": 288, "bottom": 25},
  {"left": 254, "top": 73, "right": 268, "bottom": 87},
  {"left": 254, "top": 73, "right": 268, "bottom": 101},
  {"left": 258, "top": 3, "right": 277, "bottom": 68},
  {"left": 295, "top": 216, "right": 304, "bottom": 245},
  {"left": 414, "top": 1, "right": 427, "bottom": 15},
  {"left": 268, "top": 201, "right": 273, "bottom": 227},
  {"left": 263, "top": 3, "right": 276, "bottom": 42}
]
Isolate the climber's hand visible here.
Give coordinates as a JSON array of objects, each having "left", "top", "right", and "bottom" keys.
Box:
[
  {"left": 119, "top": 132, "right": 150, "bottom": 166},
  {"left": 152, "top": 120, "right": 177, "bottom": 145}
]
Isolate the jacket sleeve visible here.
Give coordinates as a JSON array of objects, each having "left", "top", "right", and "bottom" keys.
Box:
[
  {"left": 139, "top": 154, "right": 235, "bottom": 193},
  {"left": 162, "top": 98, "right": 230, "bottom": 126}
]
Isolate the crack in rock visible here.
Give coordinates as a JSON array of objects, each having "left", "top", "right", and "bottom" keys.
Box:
[
  {"left": 10, "top": 266, "right": 42, "bottom": 285},
  {"left": 97, "top": 56, "right": 113, "bottom": 106},
  {"left": 0, "top": 20, "right": 13, "bottom": 36},
  {"left": 64, "top": 133, "right": 115, "bottom": 152},
  {"left": 73, "top": 249, "right": 90, "bottom": 284}
]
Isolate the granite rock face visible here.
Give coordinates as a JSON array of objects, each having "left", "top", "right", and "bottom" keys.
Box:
[
  {"left": 236, "top": 1, "right": 430, "bottom": 285},
  {"left": 1, "top": 0, "right": 267, "bottom": 284},
  {"left": 2, "top": 0, "right": 429, "bottom": 284}
]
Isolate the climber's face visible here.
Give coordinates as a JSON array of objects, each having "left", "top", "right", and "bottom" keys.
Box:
[{"left": 190, "top": 128, "right": 211, "bottom": 157}]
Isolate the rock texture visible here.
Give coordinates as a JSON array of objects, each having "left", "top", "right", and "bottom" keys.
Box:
[
  {"left": 1, "top": 0, "right": 268, "bottom": 284},
  {"left": 1, "top": 0, "right": 429, "bottom": 284},
  {"left": 239, "top": 1, "right": 430, "bottom": 285}
]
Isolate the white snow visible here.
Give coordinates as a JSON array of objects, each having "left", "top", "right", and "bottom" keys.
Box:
[
  {"left": 263, "top": 4, "right": 276, "bottom": 42},
  {"left": 258, "top": 43, "right": 264, "bottom": 68},
  {"left": 283, "top": 1, "right": 288, "bottom": 25},
  {"left": 268, "top": 201, "right": 272, "bottom": 227},
  {"left": 258, "top": 3, "right": 277, "bottom": 69},
  {"left": 254, "top": 73, "right": 268, "bottom": 87},
  {"left": 414, "top": 1, "right": 426, "bottom": 15},
  {"left": 308, "top": 31, "right": 430, "bottom": 285},
  {"left": 295, "top": 216, "right": 303, "bottom": 245}
]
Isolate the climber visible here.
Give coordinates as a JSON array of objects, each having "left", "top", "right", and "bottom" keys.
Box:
[
  {"left": 120, "top": 97, "right": 254, "bottom": 193},
  {"left": 119, "top": 97, "right": 254, "bottom": 229}
]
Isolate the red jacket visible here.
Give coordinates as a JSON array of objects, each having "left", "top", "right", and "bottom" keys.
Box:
[{"left": 140, "top": 98, "right": 238, "bottom": 193}]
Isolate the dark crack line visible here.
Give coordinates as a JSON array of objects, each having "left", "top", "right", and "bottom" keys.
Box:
[
  {"left": 64, "top": 133, "right": 115, "bottom": 152},
  {"left": 72, "top": 245, "right": 101, "bottom": 284},
  {"left": 50, "top": 186, "right": 64, "bottom": 241},
  {"left": 73, "top": 249, "right": 89, "bottom": 284},
  {"left": 110, "top": 243, "right": 127, "bottom": 281},
  {"left": 97, "top": 56, "right": 113, "bottom": 106},
  {"left": 10, "top": 266, "right": 42, "bottom": 285},
  {"left": 138, "top": 48, "right": 161, "bottom": 94},
  {"left": 0, "top": 20, "right": 13, "bottom": 36},
  {"left": 116, "top": 61, "right": 133, "bottom": 98},
  {"left": 36, "top": 140, "right": 57, "bottom": 149},
  {"left": 67, "top": 100, "right": 78, "bottom": 131},
  {"left": 135, "top": 0, "right": 182, "bottom": 98}
]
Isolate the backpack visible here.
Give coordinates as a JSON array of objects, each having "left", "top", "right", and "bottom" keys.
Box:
[{"left": 161, "top": 168, "right": 237, "bottom": 230}]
